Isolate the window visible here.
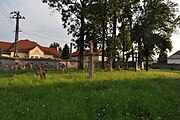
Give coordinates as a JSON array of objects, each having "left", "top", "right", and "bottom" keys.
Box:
[{"left": 31, "top": 55, "right": 40, "bottom": 58}]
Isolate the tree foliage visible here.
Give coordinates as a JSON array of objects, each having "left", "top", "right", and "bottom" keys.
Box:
[
  {"left": 43, "top": 0, "right": 96, "bottom": 69},
  {"left": 43, "top": 0, "right": 180, "bottom": 71},
  {"left": 49, "top": 42, "right": 62, "bottom": 51},
  {"left": 61, "top": 44, "right": 70, "bottom": 59}
]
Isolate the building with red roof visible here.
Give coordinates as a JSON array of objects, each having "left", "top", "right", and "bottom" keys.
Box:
[
  {"left": 71, "top": 49, "right": 106, "bottom": 62},
  {"left": 0, "top": 39, "right": 61, "bottom": 59}
]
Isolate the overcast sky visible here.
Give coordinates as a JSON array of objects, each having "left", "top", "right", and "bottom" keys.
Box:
[
  {"left": 0, "top": 0, "right": 179, "bottom": 56},
  {"left": 0, "top": 0, "right": 71, "bottom": 48}
]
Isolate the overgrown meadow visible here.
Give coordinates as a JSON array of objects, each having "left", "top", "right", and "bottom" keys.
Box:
[{"left": 0, "top": 69, "right": 180, "bottom": 120}]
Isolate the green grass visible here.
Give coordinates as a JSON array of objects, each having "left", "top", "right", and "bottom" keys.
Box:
[{"left": 0, "top": 69, "right": 180, "bottom": 120}]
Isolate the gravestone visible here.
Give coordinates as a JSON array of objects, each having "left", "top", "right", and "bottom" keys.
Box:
[{"left": 36, "top": 65, "right": 47, "bottom": 80}]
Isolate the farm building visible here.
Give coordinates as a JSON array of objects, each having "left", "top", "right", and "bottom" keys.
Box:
[
  {"left": 71, "top": 50, "right": 108, "bottom": 68},
  {"left": 71, "top": 50, "right": 106, "bottom": 62},
  {"left": 0, "top": 39, "right": 61, "bottom": 59},
  {"left": 167, "top": 50, "right": 180, "bottom": 64}
]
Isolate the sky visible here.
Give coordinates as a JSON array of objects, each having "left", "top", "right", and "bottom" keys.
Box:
[
  {"left": 0, "top": 0, "right": 71, "bottom": 49},
  {"left": 0, "top": 0, "right": 179, "bottom": 56}
]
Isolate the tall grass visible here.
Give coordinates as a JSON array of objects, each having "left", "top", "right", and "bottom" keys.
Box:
[{"left": 0, "top": 69, "right": 180, "bottom": 120}]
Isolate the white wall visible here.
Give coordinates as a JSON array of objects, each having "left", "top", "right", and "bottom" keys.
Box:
[
  {"left": 2, "top": 54, "right": 11, "bottom": 57},
  {"left": 167, "top": 59, "right": 180, "bottom": 64},
  {"left": 18, "top": 53, "right": 29, "bottom": 58},
  {"left": 29, "top": 46, "right": 44, "bottom": 58},
  {"left": 44, "top": 54, "right": 54, "bottom": 58}
]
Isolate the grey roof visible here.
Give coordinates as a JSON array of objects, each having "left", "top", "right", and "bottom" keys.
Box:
[{"left": 168, "top": 50, "right": 180, "bottom": 59}]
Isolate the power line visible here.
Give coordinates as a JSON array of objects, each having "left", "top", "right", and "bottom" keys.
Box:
[
  {"left": 22, "top": 31, "right": 68, "bottom": 43},
  {"left": 0, "top": 2, "right": 10, "bottom": 17},
  {"left": 2, "top": 0, "right": 12, "bottom": 11},
  {"left": 14, "top": 0, "right": 21, "bottom": 11},
  {"left": 0, "top": 14, "right": 13, "bottom": 29},
  {"left": 0, "top": 17, "right": 9, "bottom": 20},
  {"left": 0, "top": 20, "right": 13, "bottom": 29},
  {"left": 0, "top": 19, "right": 11, "bottom": 22},
  {"left": 0, "top": 2, "right": 14, "bottom": 27},
  {"left": 0, "top": 15, "right": 10, "bottom": 19}
]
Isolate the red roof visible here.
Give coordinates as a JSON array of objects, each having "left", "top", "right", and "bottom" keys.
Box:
[
  {"left": 0, "top": 41, "right": 13, "bottom": 51},
  {"left": 72, "top": 49, "right": 102, "bottom": 57},
  {"left": 8, "top": 40, "right": 39, "bottom": 53},
  {"left": 0, "top": 39, "right": 61, "bottom": 57},
  {"left": 40, "top": 47, "right": 61, "bottom": 57}
]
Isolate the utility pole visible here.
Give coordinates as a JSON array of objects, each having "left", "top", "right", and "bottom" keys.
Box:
[{"left": 10, "top": 11, "right": 25, "bottom": 57}]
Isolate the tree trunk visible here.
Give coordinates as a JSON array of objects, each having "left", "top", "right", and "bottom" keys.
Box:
[
  {"left": 116, "top": 57, "right": 120, "bottom": 70},
  {"left": 79, "top": 9, "right": 85, "bottom": 70},
  {"left": 129, "top": 12, "right": 134, "bottom": 69},
  {"left": 126, "top": 59, "right": 128, "bottom": 69},
  {"left": 132, "top": 46, "right": 134, "bottom": 68},
  {"left": 101, "top": 0, "right": 107, "bottom": 69},
  {"left": 102, "top": 27, "right": 105, "bottom": 69},
  {"left": 122, "top": 21, "right": 125, "bottom": 69},
  {"left": 109, "top": 52, "right": 113, "bottom": 71},
  {"left": 138, "top": 41, "right": 141, "bottom": 70},
  {"left": 146, "top": 56, "right": 149, "bottom": 71},
  {"left": 113, "top": 58, "right": 117, "bottom": 68},
  {"left": 112, "top": 1, "right": 117, "bottom": 69}
]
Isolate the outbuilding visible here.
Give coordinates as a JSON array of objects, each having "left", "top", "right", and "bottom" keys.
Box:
[{"left": 167, "top": 50, "right": 180, "bottom": 64}]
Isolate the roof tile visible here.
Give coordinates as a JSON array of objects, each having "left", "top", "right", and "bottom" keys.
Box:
[
  {"left": 72, "top": 49, "right": 102, "bottom": 57},
  {"left": 169, "top": 50, "right": 180, "bottom": 59},
  {"left": 0, "top": 41, "right": 13, "bottom": 51},
  {"left": 0, "top": 39, "right": 61, "bottom": 57}
]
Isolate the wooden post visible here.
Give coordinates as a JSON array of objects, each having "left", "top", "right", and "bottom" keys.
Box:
[
  {"left": 88, "top": 40, "right": 94, "bottom": 79},
  {"left": 109, "top": 51, "right": 113, "bottom": 71}
]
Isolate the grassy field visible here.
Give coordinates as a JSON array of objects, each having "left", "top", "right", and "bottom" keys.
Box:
[{"left": 0, "top": 69, "right": 180, "bottom": 120}]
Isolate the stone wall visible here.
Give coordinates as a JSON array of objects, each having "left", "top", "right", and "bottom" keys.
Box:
[
  {"left": 0, "top": 57, "right": 16, "bottom": 70},
  {"left": 0, "top": 57, "right": 111, "bottom": 70},
  {"left": 0, "top": 57, "right": 61, "bottom": 70},
  {"left": 152, "top": 63, "right": 180, "bottom": 70}
]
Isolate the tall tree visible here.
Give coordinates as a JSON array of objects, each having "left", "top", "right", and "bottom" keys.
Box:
[
  {"left": 109, "top": 0, "right": 118, "bottom": 70},
  {"left": 156, "top": 34, "right": 172, "bottom": 63},
  {"left": 49, "top": 42, "right": 62, "bottom": 51},
  {"left": 158, "top": 52, "right": 168, "bottom": 63},
  {"left": 85, "top": 0, "right": 108, "bottom": 69},
  {"left": 61, "top": 44, "right": 70, "bottom": 59},
  {"left": 43, "top": 0, "right": 96, "bottom": 70},
  {"left": 134, "top": 0, "right": 180, "bottom": 71},
  {"left": 100, "top": 0, "right": 108, "bottom": 69},
  {"left": 43, "top": 0, "right": 180, "bottom": 71},
  {"left": 117, "top": 0, "right": 134, "bottom": 69}
]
